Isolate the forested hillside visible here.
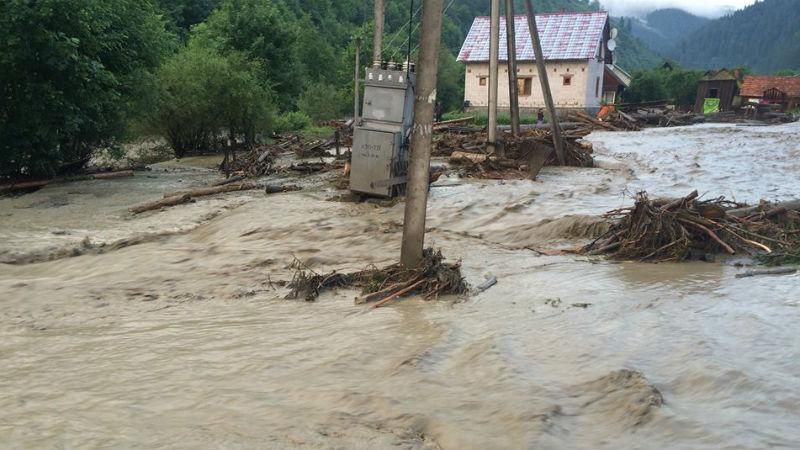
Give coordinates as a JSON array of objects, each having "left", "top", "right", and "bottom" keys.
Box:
[
  {"left": 670, "top": 0, "right": 800, "bottom": 73},
  {"left": 622, "top": 9, "right": 709, "bottom": 56}
]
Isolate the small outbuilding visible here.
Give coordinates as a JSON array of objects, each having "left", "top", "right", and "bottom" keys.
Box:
[
  {"left": 694, "top": 69, "right": 739, "bottom": 114},
  {"left": 740, "top": 75, "right": 800, "bottom": 111}
]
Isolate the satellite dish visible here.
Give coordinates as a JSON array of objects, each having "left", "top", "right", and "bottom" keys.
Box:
[
  {"left": 607, "top": 39, "right": 617, "bottom": 52},
  {"left": 610, "top": 28, "right": 618, "bottom": 39}
]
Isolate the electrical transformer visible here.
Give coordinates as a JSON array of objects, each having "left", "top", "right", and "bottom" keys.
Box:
[{"left": 350, "top": 65, "right": 416, "bottom": 197}]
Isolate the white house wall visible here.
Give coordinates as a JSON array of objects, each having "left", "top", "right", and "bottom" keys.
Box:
[{"left": 463, "top": 60, "right": 605, "bottom": 113}]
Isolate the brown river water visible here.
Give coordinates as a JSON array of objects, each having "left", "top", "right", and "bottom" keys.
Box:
[{"left": 1, "top": 123, "right": 799, "bottom": 449}]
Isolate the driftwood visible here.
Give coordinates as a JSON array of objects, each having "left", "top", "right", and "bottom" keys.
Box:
[
  {"left": 163, "top": 182, "right": 261, "bottom": 199},
  {"left": 727, "top": 200, "right": 800, "bottom": 218},
  {"left": 265, "top": 184, "right": 302, "bottom": 194},
  {"left": 212, "top": 175, "right": 246, "bottom": 186},
  {"left": 129, "top": 194, "right": 192, "bottom": 214},
  {"left": 1, "top": 170, "right": 135, "bottom": 194},
  {"left": 583, "top": 191, "right": 800, "bottom": 263},
  {"left": 735, "top": 267, "right": 797, "bottom": 278}
]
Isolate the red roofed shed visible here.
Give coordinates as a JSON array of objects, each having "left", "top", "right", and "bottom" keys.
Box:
[{"left": 740, "top": 76, "right": 800, "bottom": 111}]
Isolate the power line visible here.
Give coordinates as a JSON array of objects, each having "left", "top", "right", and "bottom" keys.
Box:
[{"left": 408, "top": 0, "right": 457, "bottom": 56}]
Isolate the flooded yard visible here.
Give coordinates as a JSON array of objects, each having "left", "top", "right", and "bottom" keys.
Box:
[{"left": 1, "top": 123, "right": 799, "bottom": 449}]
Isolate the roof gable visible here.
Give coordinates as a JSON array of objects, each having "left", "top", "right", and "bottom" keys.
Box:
[
  {"left": 457, "top": 12, "right": 608, "bottom": 63},
  {"left": 740, "top": 76, "right": 800, "bottom": 97}
]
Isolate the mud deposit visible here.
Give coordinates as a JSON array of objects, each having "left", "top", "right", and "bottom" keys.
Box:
[{"left": 1, "top": 123, "right": 799, "bottom": 449}]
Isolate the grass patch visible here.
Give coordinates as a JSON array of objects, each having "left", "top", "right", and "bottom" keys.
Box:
[
  {"left": 299, "top": 126, "right": 335, "bottom": 140},
  {"left": 441, "top": 110, "right": 543, "bottom": 126}
]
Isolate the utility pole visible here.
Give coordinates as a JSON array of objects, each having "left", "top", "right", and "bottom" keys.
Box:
[
  {"left": 400, "top": 0, "right": 445, "bottom": 269},
  {"left": 373, "top": 0, "right": 385, "bottom": 67},
  {"left": 487, "top": 0, "right": 500, "bottom": 154},
  {"left": 505, "top": 0, "right": 520, "bottom": 136},
  {"left": 354, "top": 38, "right": 361, "bottom": 124},
  {"left": 523, "top": 0, "right": 566, "bottom": 165}
]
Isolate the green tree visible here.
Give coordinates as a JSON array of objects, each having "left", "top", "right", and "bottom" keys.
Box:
[
  {"left": 0, "top": 0, "right": 174, "bottom": 178},
  {"left": 158, "top": 0, "right": 219, "bottom": 33},
  {"left": 193, "top": 0, "right": 302, "bottom": 111},
  {"left": 297, "top": 82, "right": 347, "bottom": 122},
  {"left": 150, "top": 44, "right": 274, "bottom": 157}
]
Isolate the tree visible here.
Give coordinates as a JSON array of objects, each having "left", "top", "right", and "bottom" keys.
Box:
[
  {"left": 150, "top": 44, "right": 274, "bottom": 158},
  {"left": 0, "top": 0, "right": 175, "bottom": 178},
  {"left": 193, "top": 0, "right": 302, "bottom": 110},
  {"left": 158, "top": 0, "right": 219, "bottom": 33}
]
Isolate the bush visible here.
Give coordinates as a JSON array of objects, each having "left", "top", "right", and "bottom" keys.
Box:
[
  {"left": 298, "top": 83, "right": 346, "bottom": 122},
  {"left": 0, "top": 0, "right": 174, "bottom": 177},
  {"left": 274, "top": 112, "right": 312, "bottom": 133},
  {"left": 150, "top": 43, "right": 274, "bottom": 157}
]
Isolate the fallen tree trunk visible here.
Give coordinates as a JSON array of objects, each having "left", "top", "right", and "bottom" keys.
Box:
[
  {"left": 727, "top": 200, "right": 800, "bottom": 218},
  {"left": 163, "top": 182, "right": 261, "bottom": 199},
  {"left": 265, "top": 184, "right": 302, "bottom": 194},
  {"left": 129, "top": 194, "right": 192, "bottom": 214},
  {"left": 1, "top": 170, "right": 135, "bottom": 194}
]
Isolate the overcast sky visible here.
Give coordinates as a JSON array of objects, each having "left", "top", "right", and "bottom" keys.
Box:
[{"left": 601, "top": 0, "right": 759, "bottom": 18}]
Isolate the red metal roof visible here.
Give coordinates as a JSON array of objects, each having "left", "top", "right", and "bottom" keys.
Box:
[
  {"left": 740, "top": 76, "right": 800, "bottom": 98},
  {"left": 457, "top": 12, "right": 608, "bottom": 63}
]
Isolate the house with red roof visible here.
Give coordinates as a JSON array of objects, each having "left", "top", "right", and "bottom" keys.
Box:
[
  {"left": 740, "top": 76, "right": 800, "bottom": 111},
  {"left": 457, "top": 12, "right": 624, "bottom": 114}
]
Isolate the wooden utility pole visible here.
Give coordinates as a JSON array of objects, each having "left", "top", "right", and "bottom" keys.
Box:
[
  {"left": 505, "top": 0, "right": 520, "bottom": 136},
  {"left": 373, "top": 0, "right": 385, "bottom": 67},
  {"left": 400, "top": 0, "right": 445, "bottom": 269},
  {"left": 487, "top": 0, "right": 500, "bottom": 154},
  {"left": 354, "top": 38, "right": 361, "bottom": 123},
  {"left": 523, "top": 0, "right": 566, "bottom": 165}
]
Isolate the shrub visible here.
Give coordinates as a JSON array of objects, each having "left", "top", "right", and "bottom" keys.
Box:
[
  {"left": 274, "top": 112, "right": 312, "bottom": 133},
  {"left": 150, "top": 44, "right": 274, "bottom": 157},
  {"left": 298, "top": 82, "right": 346, "bottom": 123}
]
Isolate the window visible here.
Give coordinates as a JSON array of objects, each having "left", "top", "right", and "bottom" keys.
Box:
[
  {"left": 595, "top": 77, "right": 600, "bottom": 97},
  {"left": 479, "top": 77, "right": 487, "bottom": 86},
  {"left": 709, "top": 88, "right": 719, "bottom": 98},
  {"left": 518, "top": 77, "right": 533, "bottom": 96},
  {"left": 562, "top": 75, "right": 572, "bottom": 86}
]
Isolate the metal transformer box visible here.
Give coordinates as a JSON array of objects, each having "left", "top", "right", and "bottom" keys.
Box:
[{"left": 350, "top": 67, "right": 416, "bottom": 197}]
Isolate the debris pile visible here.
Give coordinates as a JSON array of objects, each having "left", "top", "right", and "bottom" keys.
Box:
[
  {"left": 583, "top": 190, "right": 800, "bottom": 263},
  {"left": 225, "top": 145, "right": 277, "bottom": 177},
  {"left": 286, "top": 248, "right": 469, "bottom": 306}
]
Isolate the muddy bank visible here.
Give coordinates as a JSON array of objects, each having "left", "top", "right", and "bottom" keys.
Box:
[{"left": 1, "top": 123, "right": 800, "bottom": 449}]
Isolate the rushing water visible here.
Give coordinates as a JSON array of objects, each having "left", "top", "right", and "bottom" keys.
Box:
[{"left": 1, "top": 123, "right": 799, "bottom": 449}]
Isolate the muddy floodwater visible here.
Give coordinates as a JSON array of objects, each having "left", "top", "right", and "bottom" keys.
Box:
[{"left": 1, "top": 123, "right": 799, "bottom": 449}]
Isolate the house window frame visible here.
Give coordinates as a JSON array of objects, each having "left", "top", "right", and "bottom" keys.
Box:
[
  {"left": 479, "top": 76, "right": 487, "bottom": 86},
  {"left": 562, "top": 74, "right": 573, "bottom": 86},
  {"left": 518, "top": 77, "right": 533, "bottom": 96}
]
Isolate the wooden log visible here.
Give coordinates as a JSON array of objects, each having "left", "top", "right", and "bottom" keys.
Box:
[
  {"left": 90, "top": 170, "right": 135, "bottom": 180},
  {"left": 212, "top": 175, "right": 245, "bottom": 186},
  {"left": 727, "top": 200, "right": 800, "bottom": 218},
  {"left": 678, "top": 219, "right": 735, "bottom": 255},
  {"left": 450, "top": 151, "right": 487, "bottom": 163},
  {"left": 163, "top": 182, "right": 261, "bottom": 199},
  {"left": 130, "top": 194, "right": 192, "bottom": 214},
  {"left": 661, "top": 190, "right": 699, "bottom": 212},
  {"left": 372, "top": 279, "right": 426, "bottom": 309},
  {"left": 573, "top": 111, "right": 621, "bottom": 131},
  {"left": 0, "top": 179, "right": 53, "bottom": 193},
  {"left": 433, "top": 116, "right": 475, "bottom": 129},
  {"left": 265, "top": 184, "right": 301, "bottom": 194},
  {"left": 735, "top": 267, "right": 797, "bottom": 279}
]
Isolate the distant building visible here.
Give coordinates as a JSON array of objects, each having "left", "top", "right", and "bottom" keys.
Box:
[
  {"left": 740, "top": 76, "right": 800, "bottom": 111},
  {"left": 694, "top": 69, "right": 739, "bottom": 114},
  {"left": 457, "top": 12, "right": 627, "bottom": 114}
]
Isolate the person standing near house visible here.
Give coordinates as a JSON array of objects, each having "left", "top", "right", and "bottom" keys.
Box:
[
  {"left": 434, "top": 101, "right": 444, "bottom": 123},
  {"left": 537, "top": 108, "right": 545, "bottom": 125}
]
